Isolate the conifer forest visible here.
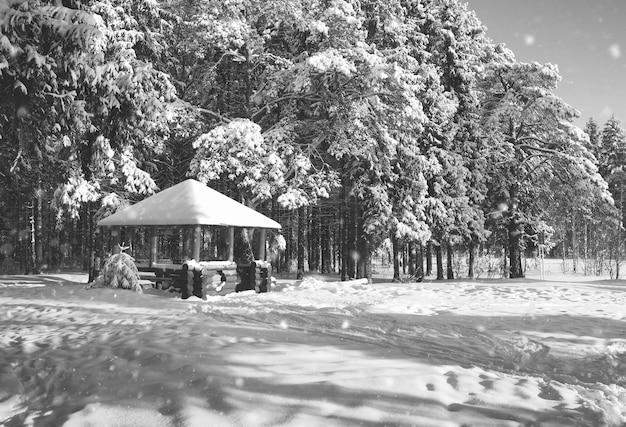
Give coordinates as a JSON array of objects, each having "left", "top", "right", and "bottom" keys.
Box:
[{"left": 1, "top": 0, "right": 624, "bottom": 281}]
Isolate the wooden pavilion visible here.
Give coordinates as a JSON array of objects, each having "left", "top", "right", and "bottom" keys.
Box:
[{"left": 97, "top": 179, "right": 281, "bottom": 296}]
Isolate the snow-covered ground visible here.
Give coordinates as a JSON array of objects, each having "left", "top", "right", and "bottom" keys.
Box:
[{"left": 1, "top": 262, "right": 626, "bottom": 426}]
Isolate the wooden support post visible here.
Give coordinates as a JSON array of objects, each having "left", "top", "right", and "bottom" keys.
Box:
[
  {"left": 112, "top": 226, "right": 121, "bottom": 254},
  {"left": 182, "top": 228, "right": 192, "bottom": 260},
  {"left": 258, "top": 229, "right": 266, "bottom": 261},
  {"left": 228, "top": 227, "right": 235, "bottom": 261},
  {"left": 149, "top": 227, "right": 158, "bottom": 268},
  {"left": 193, "top": 225, "right": 201, "bottom": 261}
]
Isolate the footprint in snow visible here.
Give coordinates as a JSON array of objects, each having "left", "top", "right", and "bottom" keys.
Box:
[
  {"left": 538, "top": 383, "right": 562, "bottom": 401},
  {"left": 478, "top": 374, "right": 495, "bottom": 390},
  {"left": 445, "top": 371, "right": 459, "bottom": 390}
]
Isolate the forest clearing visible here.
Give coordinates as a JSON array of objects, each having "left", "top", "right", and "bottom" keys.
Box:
[{"left": 1, "top": 260, "right": 626, "bottom": 426}]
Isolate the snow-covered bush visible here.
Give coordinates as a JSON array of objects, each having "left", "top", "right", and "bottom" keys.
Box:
[
  {"left": 89, "top": 252, "right": 142, "bottom": 293},
  {"left": 473, "top": 255, "right": 505, "bottom": 279}
]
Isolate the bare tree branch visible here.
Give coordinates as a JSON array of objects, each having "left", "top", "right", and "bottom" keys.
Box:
[
  {"left": 10, "top": 148, "right": 22, "bottom": 173},
  {"left": 518, "top": 143, "right": 561, "bottom": 156},
  {"left": 197, "top": 108, "right": 231, "bottom": 123}
]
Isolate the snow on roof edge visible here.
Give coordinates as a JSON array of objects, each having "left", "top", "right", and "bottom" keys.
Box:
[{"left": 96, "top": 180, "right": 281, "bottom": 229}]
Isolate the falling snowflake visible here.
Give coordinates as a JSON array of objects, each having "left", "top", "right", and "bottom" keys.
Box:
[{"left": 609, "top": 43, "right": 621, "bottom": 59}]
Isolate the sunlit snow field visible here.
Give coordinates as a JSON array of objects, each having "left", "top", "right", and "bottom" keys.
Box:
[{"left": 1, "top": 260, "right": 626, "bottom": 426}]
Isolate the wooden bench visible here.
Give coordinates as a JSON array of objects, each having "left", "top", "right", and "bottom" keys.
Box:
[{"left": 138, "top": 274, "right": 173, "bottom": 290}]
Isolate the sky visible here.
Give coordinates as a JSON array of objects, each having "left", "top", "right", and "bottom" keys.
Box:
[{"left": 463, "top": 0, "right": 626, "bottom": 128}]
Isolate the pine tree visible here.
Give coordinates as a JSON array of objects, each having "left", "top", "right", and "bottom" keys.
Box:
[
  {"left": 89, "top": 251, "right": 142, "bottom": 292},
  {"left": 598, "top": 117, "right": 626, "bottom": 277},
  {"left": 479, "top": 58, "right": 611, "bottom": 278},
  {"left": 584, "top": 118, "right": 601, "bottom": 157}
]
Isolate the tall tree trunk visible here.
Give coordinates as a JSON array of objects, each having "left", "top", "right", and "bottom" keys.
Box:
[
  {"left": 76, "top": 210, "right": 83, "bottom": 268},
  {"left": 356, "top": 210, "right": 364, "bottom": 279},
  {"left": 29, "top": 201, "right": 37, "bottom": 274},
  {"left": 347, "top": 203, "right": 357, "bottom": 279},
  {"left": 446, "top": 242, "right": 454, "bottom": 279},
  {"left": 408, "top": 242, "right": 415, "bottom": 276},
  {"left": 508, "top": 187, "right": 524, "bottom": 278},
  {"left": 562, "top": 230, "right": 566, "bottom": 272},
  {"left": 307, "top": 212, "right": 312, "bottom": 271},
  {"left": 333, "top": 210, "right": 340, "bottom": 274},
  {"left": 297, "top": 206, "right": 306, "bottom": 279},
  {"left": 617, "top": 227, "right": 621, "bottom": 280},
  {"left": 435, "top": 244, "right": 444, "bottom": 280},
  {"left": 416, "top": 242, "right": 424, "bottom": 278},
  {"left": 468, "top": 241, "right": 475, "bottom": 278},
  {"left": 501, "top": 233, "right": 508, "bottom": 278},
  {"left": 284, "top": 211, "right": 297, "bottom": 273},
  {"left": 361, "top": 238, "right": 372, "bottom": 283},
  {"left": 617, "top": 190, "right": 622, "bottom": 280},
  {"left": 35, "top": 192, "right": 43, "bottom": 271},
  {"left": 426, "top": 242, "right": 432, "bottom": 276},
  {"left": 283, "top": 213, "right": 292, "bottom": 273},
  {"left": 340, "top": 202, "right": 349, "bottom": 281},
  {"left": 308, "top": 207, "right": 320, "bottom": 273},
  {"left": 509, "top": 219, "right": 524, "bottom": 279},
  {"left": 356, "top": 210, "right": 371, "bottom": 283},
  {"left": 44, "top": 200, "right": 52, "bottom": 268},
  {"left": 82, "top": 205, "right": 90, "bottom": 270},
  {"left": 509, "top": 221, "right": 523, "bottom": 278},
  {"left": 402, "top": 243, "right": 407, "bottom": 274},
  {"left": 87, "top": 203, "right": 96, "bottom": 282},
  {"left": 392, "top": 235, "right": 401, "bottom": 282},
  {"left": 321, "top": 211, "right": 332, "bottom": 274},
  {"left": 19, "top": 205, "right": 28, "bottom": 274},
  {"left": 571, "top": 212, "right": 578, "bottom": 273},
  {"left": 270, "top": 200, "right": 281, "bottom": 272},
  {"left": 584, "top": 219, "right": 589, "bottom": 276}
]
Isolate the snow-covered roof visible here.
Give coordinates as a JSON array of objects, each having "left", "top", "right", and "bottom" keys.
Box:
[{"left": 97, "top": 179, "right": 281, "bottom": 229}]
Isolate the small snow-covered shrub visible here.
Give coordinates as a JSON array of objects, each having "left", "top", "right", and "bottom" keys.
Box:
[
  {"left": 473, "top": 255, "right": 505, "bottom": 278},
  {"left": 89, "top": 252, "right": 142, "bottom": 293}
]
